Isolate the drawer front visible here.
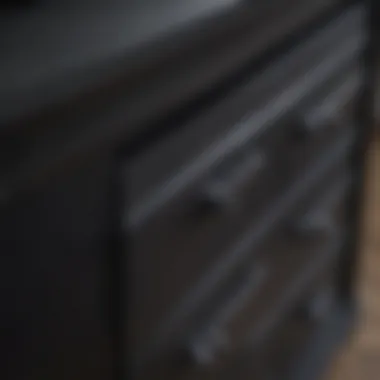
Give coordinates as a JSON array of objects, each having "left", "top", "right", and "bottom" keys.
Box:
[
  {"left": 190, "top": 171, "right": 351, "bottom": 379},
  {"left": 215, "top": 266, "right": 345, "bottom": 380},
  {"left": 129, "top": 124, "right": 354, "bottom": 363},
  {"left": 127, "top": 39, "right": 362, "bottom": 349},
  {"left": 128, "top": 126, "right": 287, "bottom": 357},
  {"left": 134, "top": 161, "right": 352, "bottom": 380},
  {"left": 201, "top": 268, "right": 341, "bottom": 380},
  {"left": 130, "top": 124, "right": 354, "bottom": 375},
  {"left": 128, "top": 5, "right": 364, "bottom": 219}
]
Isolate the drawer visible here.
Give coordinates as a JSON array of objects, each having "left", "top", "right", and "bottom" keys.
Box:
[
  {"left": 127, "top": 42, "right": 362, "bottom": 354},
  {"left": 127, "top": 32, "right": 362, "bottom": 357},
  {"left": 135, "top": 167, "right": 351, "bottom": 380},
  {"left": 207, "top": 269, "right": 342, "bottom": 380},
  {"left": 219, "top": 268, "right": 345, "bottom": 380},
  {"left": 192, "top": 173, "right": 351, "bottom": 378},
  {"left": 130, "top": 129, "right": 354, "bottom": 375},
  {"left": 129, "top": 126, "right": 353, "bottom": 360},
  {"left": 129, "top": 122, "right": 354, "bottom": 362},
  {"left": 234, "top": 171, "right": 351, "bottom": 346},
  {"left": 128, "top": 124, "right": 288, "bottom": 356},
  {"left": 128, "top": 6, "right": 365, "bottom": 223},
  {"left": 190, "top": 313, "right": 309, "bottom": 380}
]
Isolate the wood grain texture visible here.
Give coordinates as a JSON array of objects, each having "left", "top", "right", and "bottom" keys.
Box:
[{"left": 326, "top": 134, "right": 380, "bottom": 380}]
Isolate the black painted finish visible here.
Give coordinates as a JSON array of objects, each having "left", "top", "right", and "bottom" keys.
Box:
[
  {"left": 0, "top": 158, "right": 115, "bottom": 380},
  {"left": 0, "top": 0, "right": 342, "bottom": 126},
  {"left": 0, "top": 1, "right": 374, "bottom": 380}
]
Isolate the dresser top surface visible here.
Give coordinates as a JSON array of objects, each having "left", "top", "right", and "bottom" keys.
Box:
[{"left": 0, "top": 0, "right": 242, "bottom": 124}]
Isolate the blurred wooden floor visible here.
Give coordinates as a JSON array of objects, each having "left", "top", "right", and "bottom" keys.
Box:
[{"left": 326, "top": 134, "right": 380, "bottom": 380}]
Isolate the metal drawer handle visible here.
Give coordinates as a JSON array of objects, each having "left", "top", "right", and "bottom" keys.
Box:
[
  {"left": 298, "top": 72, "right": 361, "bottom": 134},
  {"left": 199, "top": 149, "right": 267, "bottom": 211},
  {"left": 181, "top": 265, "right": 266, "bottom": 367},
  {"left": 304, "top": 284, "right": 336, "bottom": 321},
  {"left": 294, "top": 211, "right": 337, "bottom": 237},
  {"left": 293, "top": 176, "right": 349, "bottom": 237}
]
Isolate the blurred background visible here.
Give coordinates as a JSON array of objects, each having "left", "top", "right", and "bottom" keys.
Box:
[{"left": 325, "top": 132, "right": 379, "bottom": 380}]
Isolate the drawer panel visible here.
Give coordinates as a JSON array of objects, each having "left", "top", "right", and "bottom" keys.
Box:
[
  {"left": 230, "top": 171, "right": 350, "bottom": 347},
  {"left": 205, "top": 269, "right": 342, "bottom": 380},
  {"left": 134, "top": 237, "right": 342, "bottom": 380},
  {"left": 129, "top": 127, "right": 354, "bottom": 373},
  {"left": 128, "top": 124, "right": 288, "bottom": 357},
  {"left": 214, "top": 266, "right": 345, "bottom": 380},
  {"left": 128, "top": 6, "right": 365, "bottom": 224},
  {"left": 197, "top": 174, "right": 351, "bottom": 378},
  {"left": 127, "top": 49, "right": 362, "bottom": 358},
  {"left": 134, "top": 165, "right": 351, "bottom": 380}
]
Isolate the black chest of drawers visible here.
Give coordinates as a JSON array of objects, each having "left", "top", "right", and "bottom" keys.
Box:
[{"left": 0, "top": 1, "right": 376, "bottom": 380}]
